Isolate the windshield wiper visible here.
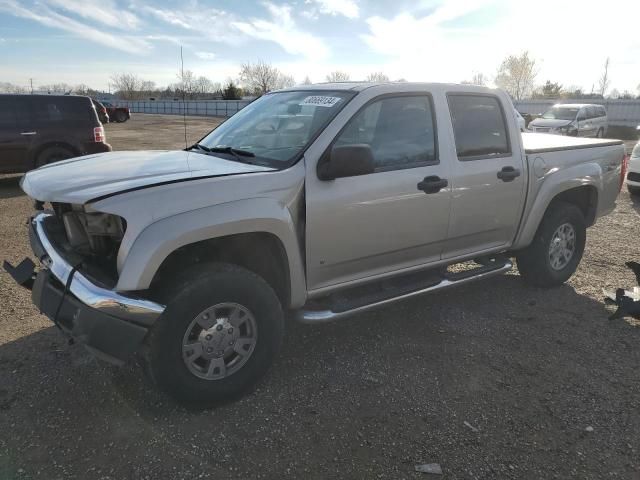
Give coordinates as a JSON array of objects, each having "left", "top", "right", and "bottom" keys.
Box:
[{"left": 207, "top": 145, "right": 255, "bottom": 159}]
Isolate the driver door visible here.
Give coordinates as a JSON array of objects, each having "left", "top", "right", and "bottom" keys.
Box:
[{"left": 304, "top": 93, "right": 452, "bottom": 292}]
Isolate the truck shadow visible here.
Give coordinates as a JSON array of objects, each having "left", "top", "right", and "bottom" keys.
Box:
[
  {"left": 0, "top": 175, "right": 24, "bottom": 199},
  {"left": 1, "top": 274, "right": 639, "bottom": 477}
]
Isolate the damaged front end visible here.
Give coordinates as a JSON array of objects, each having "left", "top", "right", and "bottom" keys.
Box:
[{"left": 3, "top": 208, "right": 164, "bottom": 365}]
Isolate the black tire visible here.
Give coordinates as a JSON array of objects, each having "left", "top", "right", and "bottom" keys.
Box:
[
  {"left": 627, "top": 184, "right": 640, "bottom": 196},
  {"left": 596, "top": 128, "right": 604, "bottom": 138},
  {"left": 35, "top": 145, "right": 75, "bottom": 168},
  {"left": 145, "top": 262, "right": 284, "bottom": 407},
  {"left": 115, "top": 111, "right": 128, "bottom": 123},
  {"left": 516, "top": 202, "right": 586, "bottom": 288}
]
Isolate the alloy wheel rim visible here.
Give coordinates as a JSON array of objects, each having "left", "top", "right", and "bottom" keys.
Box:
[
  {"left": 548, "top": 223, "right": 576, "bottom": 271},
  {"left": 182, "top": 302, "right": 258, "bottom": 380}
]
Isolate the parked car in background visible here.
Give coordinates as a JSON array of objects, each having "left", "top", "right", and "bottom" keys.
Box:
[
  {"left": 5, "top": 83, "right": 626, "bottom": 406},
  {"left": 102, "top": 101, "right": 131, "bottom": 123},
  {"left": 529, "top": 104, "right": 608, "bottom": 137},
  {"left": 626, "top": 126, "right": 640, "bottom": 196},
  {"left": 91, "top": 99, "right": 110, "bottom": 124},
  {"left": 0, "top": 94, "right": 111, "bottom": 173},
  {"left": 514, "top": 108, "right": 526, "bottom": 131}
]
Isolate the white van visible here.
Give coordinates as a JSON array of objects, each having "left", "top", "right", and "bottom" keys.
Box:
[{"left": 529, "top": 104, "right": 608, "bottom": 137}]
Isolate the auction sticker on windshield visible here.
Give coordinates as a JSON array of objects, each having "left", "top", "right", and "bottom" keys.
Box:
[{"left": 299, "top": 96, "right": 342, "bottom": 107}]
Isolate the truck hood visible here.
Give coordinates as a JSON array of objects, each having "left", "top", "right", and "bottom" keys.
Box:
[
  {"left": 529, "top": 118, "right": 573, "bottom": 128},
  {"left": 20, "top": 150, "right": 275, "bottom": 204}
]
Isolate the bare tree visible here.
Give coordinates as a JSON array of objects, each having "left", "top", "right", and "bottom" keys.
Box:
[
  {"left": 366, "top": 72, "right": 389, "bottom": 82},
  {"left": 110, "top": 73, "right": 143, "bottom": 99},
  {"left": 494, "top": 51, "right": 537, "bottom": 100},
  {"left": 461, "top": 72, "right": 487, "bottom": 86},
  {"left": 302, "top": 76, "right": 312, "bottom": 85},
  {"left": 325, "top": 71, "right": 350, "bottom": 82},
  {"left": 278, "top": 74, "right": 295, "bottom": 89},
  {"left": 239, "top": 60, "right": 292, "bottom": 95},
  {"left": 598, "top": 57, "right": 610, "bottom": 97},
  {"left": 39, "top": 83, "right": 74, "bottom": 94},
  {"left": 0, "top": 82, "right": 26, "bottom": 93}
]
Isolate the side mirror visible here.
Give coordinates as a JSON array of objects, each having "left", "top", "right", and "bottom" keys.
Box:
[{"left": 317, "top": 144, "right": 375, "bottom": 180}]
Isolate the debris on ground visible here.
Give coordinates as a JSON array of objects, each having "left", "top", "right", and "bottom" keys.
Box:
[
  {"left": 604, "top": 262, "right": 640, "bottom": 320},
  {"left": 463, "top": 420, "right": 479, "bottom": 432},
  {"left": 415, "top": 463, "right": 443, "bottom": 475},
  {"left": 585, "top": 426, "right": 594, "bottom": 432}
]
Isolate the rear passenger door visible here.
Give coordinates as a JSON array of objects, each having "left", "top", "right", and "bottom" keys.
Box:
[
  {"left": 0, "top": 96, "right": 32, "bottom": 172},
  {"left": 442, "top": 93, "right": 527, "bottom": 259}
]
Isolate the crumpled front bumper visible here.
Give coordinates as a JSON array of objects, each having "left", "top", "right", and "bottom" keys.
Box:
[{"left": 4, "top": 212, "right": 165, "bottom": 365}]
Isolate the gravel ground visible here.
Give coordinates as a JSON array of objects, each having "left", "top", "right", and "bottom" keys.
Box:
[{"left": 1, "top": 115, "right": 639, "bottom": 479}]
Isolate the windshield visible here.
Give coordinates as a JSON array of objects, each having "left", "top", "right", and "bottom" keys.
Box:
[
  {"left": 542, "top": 107, "right": 579, "bottom": 120},
  {"left": 199, "top": 90, "right": 354, "bottom": 166}
]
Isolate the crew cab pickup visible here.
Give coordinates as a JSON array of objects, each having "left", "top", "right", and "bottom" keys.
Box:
[{"left": 5, "top": 83, "right": 627, "bottom": 406}]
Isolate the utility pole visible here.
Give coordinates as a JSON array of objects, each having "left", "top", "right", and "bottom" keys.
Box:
[{"left": 30, "top": 78, "right": 33, "bottom": 94}]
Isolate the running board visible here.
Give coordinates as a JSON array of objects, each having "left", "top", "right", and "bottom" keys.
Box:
[{"left": 295, "top": 260, "right": 513, "bottom": 324}]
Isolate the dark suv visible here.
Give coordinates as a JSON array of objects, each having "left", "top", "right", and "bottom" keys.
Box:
[{"left": 0, "top": 94, "right": 112, "bottom": 173}]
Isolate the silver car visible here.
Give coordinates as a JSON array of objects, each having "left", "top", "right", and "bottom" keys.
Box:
[{"left": 529, "top": 103, "right": 608, "bottom": 137}]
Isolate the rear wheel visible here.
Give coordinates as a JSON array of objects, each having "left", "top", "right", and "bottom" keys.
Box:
[
  {"left": 115, "top": 111, "right": 128, "bottom": 123},
  {"left": 35, "top": 145, "right": 75, "bottom": 168},
  {"left": 516, "top": 202, "right": 586, "bottom": 287},
  {"left": 145, "top": 263, "right": 284, "bottom": 407}
]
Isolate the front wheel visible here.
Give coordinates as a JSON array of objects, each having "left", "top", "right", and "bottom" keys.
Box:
[
  {"left": 115, "top": 111, "right": 128, "bottom": 123},
  {"left": 146, "top": 263, "right": 284, "bottom": 407},
  {"left": 516, "top": 202, "right": 586, "bottom": 288}
]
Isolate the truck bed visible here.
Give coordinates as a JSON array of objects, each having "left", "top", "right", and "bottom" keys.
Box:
[{"left": 522, "top": 132, "right": 623, "bottom": 154}]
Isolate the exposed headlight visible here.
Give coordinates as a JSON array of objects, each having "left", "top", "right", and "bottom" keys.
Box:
[{"left": 62, "top": 208, "right": 125, "bottom": 253}]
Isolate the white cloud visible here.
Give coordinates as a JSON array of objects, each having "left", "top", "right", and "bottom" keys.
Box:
[
  {"left": 0, "top": 0, "right": 151, "bottom": 54},
  {"left": 195, "top": 51, "right": 216, "bottom": 60},
  {"left": 232, "top": 2, "right": 330, "bottom": 60},
  {"left": 45, "top": 0, "right": 140, "bottom": 29},
  {"left": 305, "top": 0, "right": 359, "bottom": 19},
  {"left": 139, "top": 4, "right": 244, "bottom": 45},
  {"left": 360, "top": 0, "right": 640, "bottom": 92}
]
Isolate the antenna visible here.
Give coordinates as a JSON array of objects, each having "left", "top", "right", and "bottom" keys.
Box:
[{"left": 180, "top": 46, "right": 188, "bottom": 148}]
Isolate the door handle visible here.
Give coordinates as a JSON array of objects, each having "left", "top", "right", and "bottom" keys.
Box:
[
  {"left": 497, "top": 166, "right": 521, "bottom": 182},
  {"left": 20, "top": 131, "right": 37, "bottom": 136},
  {"left": 417, "top": 176, "right": 448, "bottom": 194}
]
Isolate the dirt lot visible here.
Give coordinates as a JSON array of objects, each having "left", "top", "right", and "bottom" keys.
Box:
[{"left": 1, "top": 114, "right": 639, "bottom": 479}]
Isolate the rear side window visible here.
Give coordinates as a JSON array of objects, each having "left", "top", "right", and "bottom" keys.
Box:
[
  {"left": 586, "top": 107, "right": 597, "bottom": 118},
  {"left": 448, "top": 94, "right": 510, "bottom": 160},
  {"left": 597, "top": 106, "right": 606, "bottom": 117},
  {"left": 33, "top": 97, "right": 94, "bottom": 123},
  {"left": 334, "top": 95, "right": 438, "bottom": 172}
]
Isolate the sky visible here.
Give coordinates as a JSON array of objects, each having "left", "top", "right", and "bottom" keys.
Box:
[{"left": 0, "top": 0, "right": 638, "bottom": 93}]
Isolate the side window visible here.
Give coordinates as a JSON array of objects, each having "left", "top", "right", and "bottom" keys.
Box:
[
  {"left": 577, "top": 109, "right": 587, "bottom": 121},
  {"left": 34, "top": 98, "right": 91, "bottom": 123},
  {"left": 334, "top": 95, "right": 437, "bottom": 172},
  {"left": 597, "top": 106, "right": 606, "bottom": 118},
  {"left": 0, "top": 97, "right": 17, "bottom": 128},
  {"left": 448, "top": 94, "right": 510, "bottom": 160},
  {"left": 587, "top": 107, "right": 597, "bottom": 119}
]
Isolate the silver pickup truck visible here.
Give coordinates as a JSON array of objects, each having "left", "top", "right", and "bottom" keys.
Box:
[{"left": 5, "top": 83, "right": 627, "bottom": 406}]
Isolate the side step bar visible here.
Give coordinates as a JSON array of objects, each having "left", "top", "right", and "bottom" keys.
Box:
[{"left": 295, "top": 260, "right": 513, "bottom": 324}]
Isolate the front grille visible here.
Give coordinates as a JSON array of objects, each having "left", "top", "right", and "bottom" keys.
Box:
[
  {"left": 534, "top": 127, "right": 550, "bottom": 133},
  {"left": 627, "top": 171, "right": 640, "bottom": 182}
]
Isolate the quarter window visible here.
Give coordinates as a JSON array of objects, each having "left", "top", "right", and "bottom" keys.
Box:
[
  {"left": 448, "top": 94, "right": 510, "bottom": 159},
  {"left": 334, "top": 95, "right": 437, "bottom": 172}
]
